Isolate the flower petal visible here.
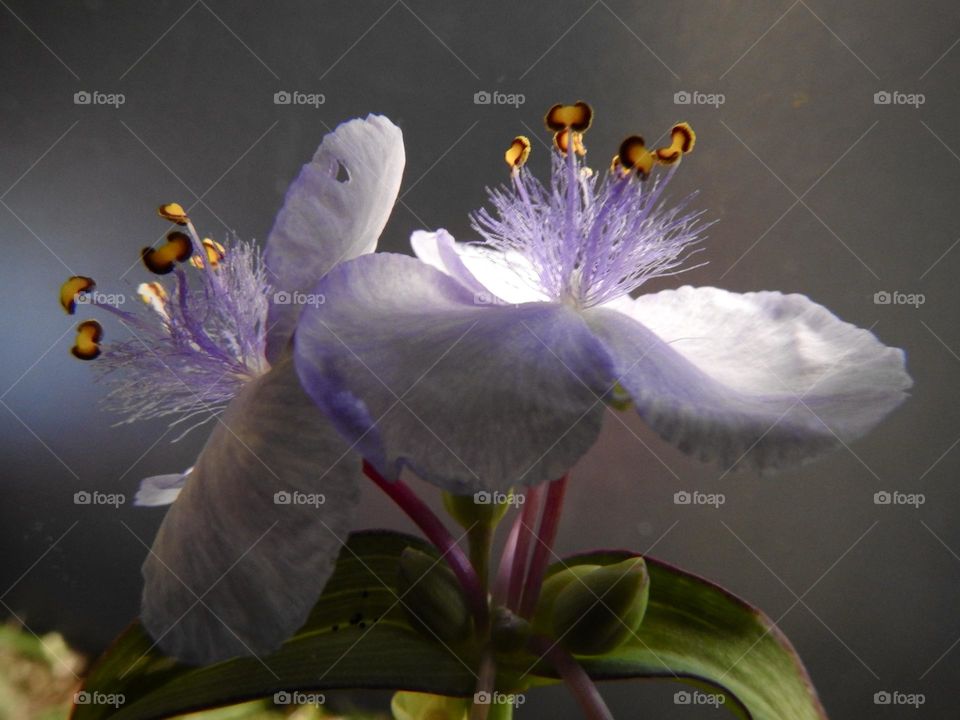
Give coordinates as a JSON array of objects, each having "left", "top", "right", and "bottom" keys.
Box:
[
  {"left": 411, "top": 229, "right": 548, "bottom": 304},
  {"left": 294, "top": 253, "right": 614, "bottom": 492},
  {"left": 140, "top": 357, "right": 361, "bottom": 664},
  {"left": 585, "top": 286, "right": 911, "bottom": 471},
  {"left": 264, "top": 115, "right": 404, "bottom": 361},
  {"left": 134, "top": 468, "right": 192, "bottom": 507}
]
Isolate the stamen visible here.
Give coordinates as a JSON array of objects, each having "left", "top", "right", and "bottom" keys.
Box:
[
  {"left": 72, "top": 320, "right": 102, "bottom": 360},
  {"left": 157, "top": 202, "right": 189, "bottom": 225},
  {"left": 655, "top": 122, "right": 696, "bottom": 165},
  {"left": 505, "top": 136, "right": 531, "bottom": 169},
  {"left": 189, "top": 238, "right": 226, "bottom": 269},
  {"left": 137, "top": 281, "right": 169, "bottom": 316},
  {"left": 59, "top": 276, "right": 95, "bottom": 314},
  {"left": 617, "top": 136, "right": 656, "bottom": 179},
  {"left": 142, "top": 231, "right": 192, "bottom": 274},
  {"left": 553, "top": 128, "right": 587, "bottom": 157},
  {"left": 546, "top": 102, "right": 592, "bottom": 157}
]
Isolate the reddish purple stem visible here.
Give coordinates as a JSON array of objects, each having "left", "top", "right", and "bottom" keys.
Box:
[
  {"left": 519, "top": 476, "right": 568, "bottom": 618},
  {"left": 362, "top": 461, "right": 488, "bottom": 628},
  {"left": 531, "top": 637, "right": 614, "bottom": 720},
  {"left": 507, "top": 484, "right": 542, "bottom": 611}
]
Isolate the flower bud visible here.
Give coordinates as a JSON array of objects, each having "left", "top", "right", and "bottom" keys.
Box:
[
  {"left": 397, "top": 548, "right": 473, "bottom": 645},
  {"left": 490, "top": 606, "right": 532, "bottom": 654},
  {"left": 547, "top": 557, "right": 650, "bottom": 655}
]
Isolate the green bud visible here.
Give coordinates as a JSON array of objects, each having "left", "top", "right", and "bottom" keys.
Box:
[
  {"left": 391, "top": 691, "right": 469, "bottom": 720},
  {"left": 442, "top": 490, "right": 511, "bottom": 530},
  {"left": 549, "top": 557, "right": 650, "bottom": 655},
  {"left": 531, "top": 564, "right": 600, "bottom": 638},
  {"left": 490, "top": 606, "right": 532, "bottom": 654},
  {"left": 397, "top": 548, "right": 473, "bottom": 645}
]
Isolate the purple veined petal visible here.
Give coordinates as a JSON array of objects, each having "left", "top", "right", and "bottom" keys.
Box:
[
  {"left": 293, "top": 253, "right": 614, "bottom": 493},
  {"left": 585, "top": 286, "right": 911, "bottom": 472},
  {"left": 411, "top": 229, "right": 549, "bottom": 305},
  {"left": 264, "top": 115, "right": 405, "bottom": 362},
  {"left": 140, "top": 356, "right": 361, "bottom": 664},
  {"left": 134, "top": 468, "right": 193, "bottom": 507}
]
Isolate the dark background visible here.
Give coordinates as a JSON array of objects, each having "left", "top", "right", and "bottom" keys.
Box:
[{"left": 2, "top": 1, "right": 959, "bottom": 717}]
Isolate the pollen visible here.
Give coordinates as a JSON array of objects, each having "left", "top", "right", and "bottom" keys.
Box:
[
  {"left": 60, "top": 275, "right": 95, "bottom": 314},
  {"left": 616, "top": 135, "right": 656, "bottom": 179},
  {"left": 504, "top": 136, "right": 531, "bottom": 169},
  {"left": 655, "top": 122, "right": 696, "bottom": 165},
  {"left": 71, "top": 320, "right": 103, "bottom": 361},
  {"left": 157, "top": 203, "right": 189, "bottom": 225},
  {"left": 546, "top": 101, "right": 593, "bottom": 157},
  {"left": 189, "top": 238, "right": 226, "bottom": 269},
  {"left": 142, "top": 231, "right": 192, "bottom": 275}
]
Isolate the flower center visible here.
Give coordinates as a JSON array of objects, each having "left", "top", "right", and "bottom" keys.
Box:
[
  {"left": 59, "top": 204, "right": 270, "bottom": 436},
  {"left": 471, "top": 102, "right": 708, "bottom": 309}
]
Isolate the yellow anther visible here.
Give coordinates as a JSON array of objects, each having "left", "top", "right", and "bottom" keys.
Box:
[
  {"left": 544, "top": 102, "right": 593, "bottom": 133},
  {"left": 655, "top": 122, "right": 696, "bottom": 165},
  {"left": 142, "top": 231, "right": 192, "bottom": 275},
  {"left": 72, "top": 320, "right": 103, "bottom": 361},
  {"left": 553, "top": 128, "right": 587, "bottom": 157},
  {"left": 189, "top": 238, "right": 226, "bottom": 269},
  {"left": 59, "top": 276, "right": 95, "bottom": 314},
  {"left": 157, "top": 203, "right": 189, "bottom": 225},
  {"left": 137, "top": 281, "right": 168, "bottom": 316},
  {"left": 617, "top": 135, "right": 656, "bottom": 179},
  {"left": 505, "top": 136, "right": 532, "bottom": 169}
]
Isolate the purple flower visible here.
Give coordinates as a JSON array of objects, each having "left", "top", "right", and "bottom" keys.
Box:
[
  {"left": 66, "top": 115, "right": 405, "bottom": 663},
  {"left": 293, "top": 104, "right": 911, "bottom": 494}
]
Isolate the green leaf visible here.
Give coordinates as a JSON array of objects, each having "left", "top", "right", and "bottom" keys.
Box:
[
  {"left": 73, "top": 531, "right": 478, "bottom": 720},
  {"left": 517, "top": 551, "right": 828, "bottom": 720}
]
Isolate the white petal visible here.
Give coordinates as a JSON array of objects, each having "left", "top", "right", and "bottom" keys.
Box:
[
  {"left": 140, "top": 357, "right": 361, "bottom": 664},
  {"left": 411, "top": 229, "right": 548, "bottom": 305},
  {"left": 586, "top": 286, "right": 911, "bottom": 471},
  {"left": 294, "top": 253, "right": 613, "bottom": 492},
  {"left": 264, "top": 115, "right": 404, "bottom": 360},
  {"left": 134, "top": 468, "right": 192, "bottom": 507}
]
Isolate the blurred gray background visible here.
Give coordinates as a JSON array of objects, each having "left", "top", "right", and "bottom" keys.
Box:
[{"left": 2, "top": 1, "right": 958, "bottom": 717}]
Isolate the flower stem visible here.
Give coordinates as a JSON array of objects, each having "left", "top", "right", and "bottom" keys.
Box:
[
  {"left": 362, "top": 461, "right": 488, "bottom": 628},
  {"left": 519, "top": 476, "right": 568, "bottom": 618},
  {"left": 532, "top": 638, "right": 613, "bottom": 720},
  {"left": 507, "top": 485, "right": 542, "bottom": 611},
  {"left": 493, "top": 510, "right": 523, "bottom": 606}
]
